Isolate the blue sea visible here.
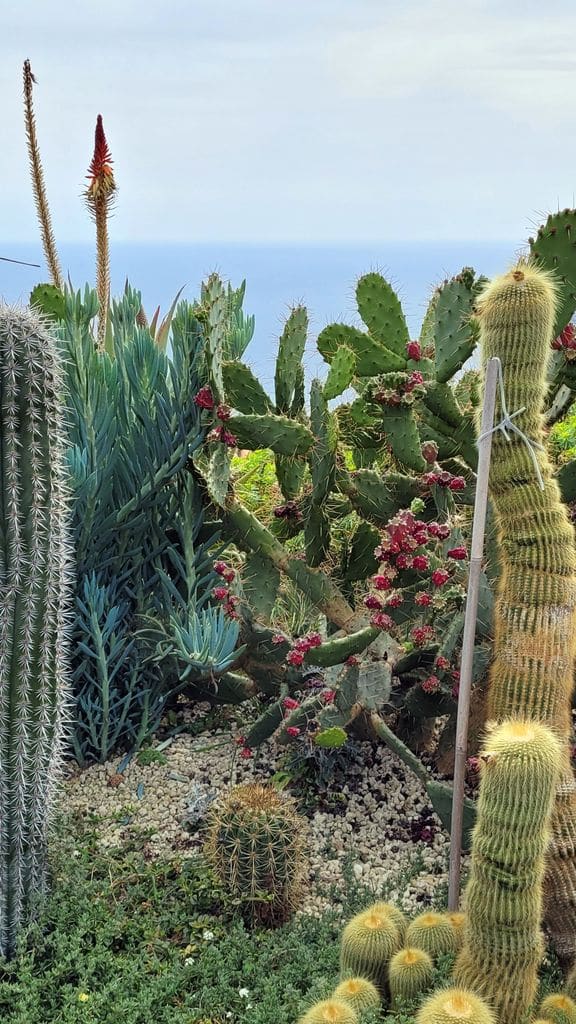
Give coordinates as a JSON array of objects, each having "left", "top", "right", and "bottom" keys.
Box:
[{"left": 2, "top": 241, "right": 517, "bottom": 388}]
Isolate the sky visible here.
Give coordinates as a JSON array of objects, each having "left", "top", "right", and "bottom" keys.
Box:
[{"left": 3, "top": 0, "right": 576, "bottom": 243}]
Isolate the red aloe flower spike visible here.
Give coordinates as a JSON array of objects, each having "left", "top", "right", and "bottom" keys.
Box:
[{"left": 84, "top": 115, "right": 116, "bottom": 351}]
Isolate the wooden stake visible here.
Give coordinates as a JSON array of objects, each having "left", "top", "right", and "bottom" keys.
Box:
[{"left": 447, "top": 356, "right": 500, "bottom": 910}]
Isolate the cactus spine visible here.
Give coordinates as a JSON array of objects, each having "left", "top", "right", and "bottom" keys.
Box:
[
  {"left": 478, "top": 263, "right": 576, "bottom": 967},
  {"left": 453, "top": 720, "right": 561, "bottom": 1024},
  {"left": 298, "top": 1000, "right": 358, "bottom": 1024},
  {"left": 339, "top": 905, "right": 402, "bottom": 994},
  {"left": 205, "top": 783, "right": 307, "bottom": 925},
  {"left": 416, "top": 989, "right": 495, "bottom": 1024},
  {"left": 405, "top": 911, "right": 458, "bottom": 957},
  {"left": 332, "top": 977, "right": 380, "bottom": 1013},
  {"left": 388, "top": 947, "right": 434, "bottom": 1005},
  {"left": 445, "top": 912, "right": 466, "bottom": 949},
  {"left": 0, "top": 305, "right": 73, "bottom": 957}
]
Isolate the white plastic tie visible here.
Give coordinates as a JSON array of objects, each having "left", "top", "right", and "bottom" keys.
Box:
[{"left": 477, "top": 356, "right": 545, "bottom": 491}]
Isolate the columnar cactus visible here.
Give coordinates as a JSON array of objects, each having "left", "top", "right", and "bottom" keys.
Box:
[
  {"left": 0, "top": 305, "right": 73, "bottom": 957},
  {"left": 452, "top": 720, "right": 561, "bottom": 1024},
  {"left": 205, "top": 783, "right": 307, "bottom": 925},
  {"left": 477, "top": 262, "right": 576, "bottom": 967}
]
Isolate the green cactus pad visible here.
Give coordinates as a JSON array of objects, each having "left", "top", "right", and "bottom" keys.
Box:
[
  {"left": 340, "top": 469, "right": 421, "bottom": 526},
  {"left": 388, "top": 947, "right": 434, "bottom": 1005},
  {"left": 314, "top": 726, "right": 348, "bottom": 749},
  {"left": 310, "top": 380, "right": 337, "bottom": 506},
  {"left": 29, "top": 282, "right": 66, "bottom": 322},
  {"left": 342, "top": 522, "right": 380, "bottom": 582},
  {"left": 299, "top": 999, "right": 358, "bottom": 1024},
  {"left": 275, "top": 454, "right": 307, "bottom": 501},
  {"left": 332, "top": 977, "right": 380, "bottom": 1013},
  {"left": 241, "top": 551, "right": 280, "bottom": 622},
  {"left": 539, "top": 995, "right": 576, "bottom": 1024},
  {"left": 275, "top": 305, "right": 308, "bottom": 413},
  {"left": 304, "top": 626, "right": 379, "bottom": 668},
  {"left": 229, "top": 413, "right": 314, "bottom": 456},
  {"left": 433, "top": 272, "right": 479, "bottom": 383},
  {"left": 405, "top": 911, "right": 458, "bottom": 958},
  {"left": 323, "top": 346, "right": 356, "bottom": 400},
  {"left": 422, "top": 381, "right": 464, "bottom": 429},
  {"left": 340, "top": 905, "right": 402, "bottom": 994},
  {"left": 529, "top": 209, "right": 576, "bottom": 337},
  {"left": 244, "top": 700, "right": 285, "bottom": 748},
  {"left": 222, "top": 360, "right": 273, "bottom": 415},
  {"left": 305, "top": 505, "right": 331, "bottom": 567},
  {"left": 317, "top": 323, "right": 405, "bottom": 376},
  {"left": 205, "top": 444, "right": 231, "bottom": 506},
  {"left": 379, "top": 406, "right": 425, "bottom": 472},
  {"left": 356, "top": 272, "right": 410, "bottom": 357},
  {"left": 416, "top": 989, "right": 495, "bottom": 1024}
]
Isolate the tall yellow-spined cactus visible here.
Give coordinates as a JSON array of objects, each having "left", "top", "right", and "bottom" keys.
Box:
[
  {"left": 477, "top": 262, "right": 576, "bottom": 968},
  {"left": 453, "top": 720, "right": 561, "bottom": 1024}
]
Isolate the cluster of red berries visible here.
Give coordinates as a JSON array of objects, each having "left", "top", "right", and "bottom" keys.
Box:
[
  {"left": 372, "top": 370, "right": 426, "bottom": 408},
  {"left": 552, "top": 323, "right": 576, "bottom": 353},
  {"left": 422, "top": 470, "right": 466, "bottom": 491},
  {"left": 363, "top": 508, "right": 468, "bottom": 635},
  {"left": 285, "top": 631, "right": 323, "bottom": 667},
  {"left": 211, "top": 561, "right": 240, "bottom": 618}
]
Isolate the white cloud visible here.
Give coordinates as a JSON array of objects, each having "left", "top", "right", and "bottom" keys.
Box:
[{"left": 327, "top": 1, "right": 576, "bottom": 119}]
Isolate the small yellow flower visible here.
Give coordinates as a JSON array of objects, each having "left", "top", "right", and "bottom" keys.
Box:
[{"left": 78, "top": 992, "right": 90, "bottom": 1003}]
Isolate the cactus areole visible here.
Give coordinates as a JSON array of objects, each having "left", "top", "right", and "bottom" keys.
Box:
[{"left": 0, "top": 305, "right": 73, "bottom": 957}]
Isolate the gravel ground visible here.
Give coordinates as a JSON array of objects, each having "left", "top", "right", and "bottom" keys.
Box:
[{"left": 62, "top": 721, "right": 462, "bottom": 917}]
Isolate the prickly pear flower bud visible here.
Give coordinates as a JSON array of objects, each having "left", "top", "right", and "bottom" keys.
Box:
[
  {"left": 282, "top": 697, "right": 300, "bottom": 710},
  {"left": 431, "top": 568, "right": 450, "bottom": 587},
  {"left": 410, "top": 497, "right": 426, "bottom": 514},
  {"left": 216, "top": 404, "right": 232, "bottom": 421},
  {"left": 421, "top": 440, "right": 439, "bottom": 464},
  {"left": 286, "top": 726, "right": 301, "bottom": 737},
  {"left": 447, "top": 546, "right": 467, "bottom": 560},
  {"left": 271, "top": 633, "right": 286, "bottom": 645},
  {"left": 286, "top": 650, "right": 305, "bottom": 667},
  {"left": 370, "top": 611, "right": 394, "bottom": 630},
  {"left": 415, "top": 591, "right": 432, "bottom": 607},
  {"left": 239, "top": 746, "right": 253, "bottom": 759},
  {"left": 194, "top": 386, "right": 215, "bottom": 410},
  {"left": 406, "top": 340, "right": 422, "bottom": 360},
  {"left": 364, "top": 594, "right": 383, "bottom": 610},
  {"left": 412, "top": 554, "right": 429, "bottom": 571},
  {"left": 448, "top": 475, "right": 466, "bottom": 491},
  {"left": 421, "top": 674, "right": 440, "bottom": 694},
  {"left": 212, "top": 586, "right": 229, "bottom": 600}
]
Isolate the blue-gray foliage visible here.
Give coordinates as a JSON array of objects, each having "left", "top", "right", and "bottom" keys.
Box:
[{"left": 59, "top": 281, "right": 250, "bottom": 764}]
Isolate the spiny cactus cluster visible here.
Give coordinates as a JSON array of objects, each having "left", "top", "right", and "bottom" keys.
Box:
[
  {"left": 477, "top": 262, "right": 576, "bottom": 968},
  {"left": 205, "top": 783, "right": 307, "bottom": 925},
  {"left": 0, "top": 305, "right": 74, "bottom": 958}
]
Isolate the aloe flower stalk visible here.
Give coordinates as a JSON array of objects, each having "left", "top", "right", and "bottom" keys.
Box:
[
  {"left": 84, "top": 115, "right": 116, "bottom": 350},
  {"left": 22, "top": 60, "right": 63, "bottom": 289}
]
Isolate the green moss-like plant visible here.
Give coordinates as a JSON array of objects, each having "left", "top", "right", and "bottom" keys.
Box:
[
  {"left": 332, "top": 977, "right": 380, "bottom": 1013},
  {"left": 416, "top": 989, "right": 495, "bottom": 1024},
  {"left": 388, "top": 946, "right": 434, "bottom": 1005},
  {"left": 405, "top": 912, "right": 458, "bottom": 957},
  {"left": 453, "top": 720, "right": 561, "bottom": 1024},
  {"left": 478, "top": 262, "right": 576, "bottom": 968},
  {"left": 340, "top": 906, "right": 401, "bottom": 994},
  {"left": 299, "top": 999, "right": 358, "bottom": 1024}
]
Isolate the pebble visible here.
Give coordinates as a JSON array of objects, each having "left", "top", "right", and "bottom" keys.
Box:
[{"left": 62, "top": 723, "right": 464, "bottom": 916}]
